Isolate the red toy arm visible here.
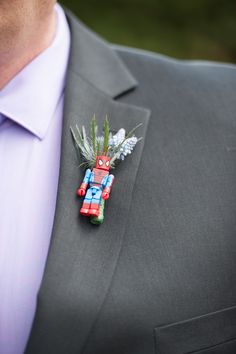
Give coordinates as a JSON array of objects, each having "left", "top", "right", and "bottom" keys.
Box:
[
  {"left": 77, "top": 169, "right": 91, "bottom": 197},
  {"left": 102, "top": 187, "right": 111, "bottom": 200},
  {"left": 102, "top": 174, "right": 115, "bottom": 200},
  {"left": 77, "top": 182, "right": 87, "bottom": 197}
]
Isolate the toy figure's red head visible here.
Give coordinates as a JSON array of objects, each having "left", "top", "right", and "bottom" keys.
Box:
[{"left": 95, "top": 155, "right": 111, "bottom": 171}]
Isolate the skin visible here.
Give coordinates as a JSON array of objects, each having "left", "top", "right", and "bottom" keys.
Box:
[{"left": 0, "top": 0, "right": 57, "bottom": 89}]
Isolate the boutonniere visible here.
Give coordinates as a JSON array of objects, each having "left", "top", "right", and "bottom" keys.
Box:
[{"left": 71, "top": 115, "right": 141, "bottom": 225}]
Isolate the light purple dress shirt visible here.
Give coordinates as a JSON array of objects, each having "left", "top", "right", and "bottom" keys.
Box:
[{"left": 0, "top": 4, "right": 70, "bottom": 354}]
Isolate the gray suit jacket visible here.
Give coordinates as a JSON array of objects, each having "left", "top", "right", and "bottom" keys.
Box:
[{"left": 25, "top": 9, "right": 236, "bottom": 354}]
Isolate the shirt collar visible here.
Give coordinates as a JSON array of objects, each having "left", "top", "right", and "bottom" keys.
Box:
[
  {"left": 0, "top": 4, "right": 71, "bottom": 140},
  {"left": 0, "top": 113, "right": 5, "bottom": 126}
]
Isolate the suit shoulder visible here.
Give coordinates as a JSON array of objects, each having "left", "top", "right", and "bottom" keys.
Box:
[{"left": 112, "top": 44, "right": 236, "bottom": 86}]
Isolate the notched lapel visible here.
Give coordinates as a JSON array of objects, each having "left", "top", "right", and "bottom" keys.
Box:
[{"left": 26, "top": 10, "right": 151, "bottom": 354}]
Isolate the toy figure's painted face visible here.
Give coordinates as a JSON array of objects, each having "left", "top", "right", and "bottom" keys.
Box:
[{"left": 95, "top": 156, "right": 111, "bottom": 171}]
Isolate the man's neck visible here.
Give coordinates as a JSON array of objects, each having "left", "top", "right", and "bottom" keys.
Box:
[{"left": 0, "top": 9, "right": 57, "bottom": 90}]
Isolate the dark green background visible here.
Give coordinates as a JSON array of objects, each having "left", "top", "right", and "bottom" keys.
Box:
[{"left": 61, "top": 0, "right": 236, "bottom": 64}]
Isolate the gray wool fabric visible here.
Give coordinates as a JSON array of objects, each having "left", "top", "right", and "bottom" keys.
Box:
[{"left": 25, "top": 9, "right": 236, "bottom": 354}]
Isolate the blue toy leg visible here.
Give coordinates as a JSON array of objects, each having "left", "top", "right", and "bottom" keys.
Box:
[
  {"left": 80, "top": 188, "right": 93, "bottom": 216},
  {"left": 89, "top": 188, "right": 102, "bottom": 217}
]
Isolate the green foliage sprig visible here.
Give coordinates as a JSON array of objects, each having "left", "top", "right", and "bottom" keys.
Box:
[{"left": 71, "top": 115, "right": 141, "bottom": 169}]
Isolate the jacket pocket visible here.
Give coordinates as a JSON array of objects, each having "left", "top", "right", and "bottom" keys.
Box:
[{"left": 154, "top": 305, "right": 236, "bottom": 354}]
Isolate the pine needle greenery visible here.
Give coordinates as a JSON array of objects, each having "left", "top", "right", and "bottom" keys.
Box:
[
  {"left": 71, "top": 115, "right": 141, "bottom": 169},
  {"left": 91, "top": 114, "right": 97, "bottom": 156},
  {"left": 103, "top": 116, "right": 109, "bottom": 154}
]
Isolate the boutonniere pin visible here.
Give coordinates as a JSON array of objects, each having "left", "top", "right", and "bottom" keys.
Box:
[{"left": 71, "top": 115, "right": 141, "bottom": 225}]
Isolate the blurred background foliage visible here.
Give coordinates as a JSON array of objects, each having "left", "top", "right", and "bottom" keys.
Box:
[{"left": 61, "top": 0, "right": 236, "bottom": 63}]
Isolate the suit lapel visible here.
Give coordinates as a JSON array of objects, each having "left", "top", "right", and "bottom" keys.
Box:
[{"left": 26, "top": 11, "right": 150, "bottom": 354}]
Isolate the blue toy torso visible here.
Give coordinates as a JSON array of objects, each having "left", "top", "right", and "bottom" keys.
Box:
[{"left": 89, "top": 168, "right": 109, "bottom": 189}]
